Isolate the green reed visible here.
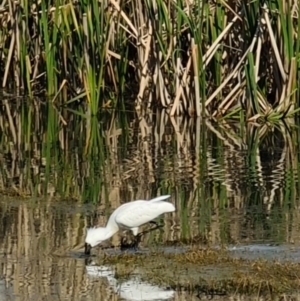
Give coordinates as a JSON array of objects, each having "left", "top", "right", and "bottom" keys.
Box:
[
  {"left": 245, "top": 53, "right": 258, "bottom": 114},
  {"left": 41, "top": 0, "right": 58, "bottom": 95}
]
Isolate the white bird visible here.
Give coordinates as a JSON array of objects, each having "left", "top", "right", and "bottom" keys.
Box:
[{"left": 84, "top": 195, "right": 175, "bottom": 255}]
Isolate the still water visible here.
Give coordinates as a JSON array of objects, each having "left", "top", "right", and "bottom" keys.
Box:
[{"left": 0, "top": 105, "right": 300, "bottom": 300}]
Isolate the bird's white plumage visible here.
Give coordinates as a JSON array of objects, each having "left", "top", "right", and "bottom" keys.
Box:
[
  {"left": 85, "top": 195, "right": 175, "bottom": 249},
  {"left": 115, "top": 200, "right": 174, "bottom": 230}
]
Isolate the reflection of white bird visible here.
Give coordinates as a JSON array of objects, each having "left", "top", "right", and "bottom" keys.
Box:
[
  {"left": 86, "top": 264, "right": 174, "bottom": 301},
  {"left": 85, "top": 195, "right": 175, "bottom": 255}
]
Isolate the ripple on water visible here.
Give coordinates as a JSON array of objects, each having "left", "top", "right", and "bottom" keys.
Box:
[{"left": 227, "top": 243, "right": 300, "bottom": 262}]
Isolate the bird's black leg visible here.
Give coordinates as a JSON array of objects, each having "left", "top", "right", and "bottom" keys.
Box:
[
  {"left": 149, "top": 221, "right": 158, "bottom": 227},
  {"left": 133, "top": 223, "right": 164, "bottom": 250},
  {"left": 120, "top": 222, "right": 163, "bottom": 251}
]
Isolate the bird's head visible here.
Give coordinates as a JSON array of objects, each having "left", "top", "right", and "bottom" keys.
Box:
[{"left": 84, "top": 227, "right": 107, "bottom": 255}]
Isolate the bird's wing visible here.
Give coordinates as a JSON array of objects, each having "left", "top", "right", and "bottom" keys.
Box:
[{"left": 114, "top": 202, "right": 163, "bottom": 229}]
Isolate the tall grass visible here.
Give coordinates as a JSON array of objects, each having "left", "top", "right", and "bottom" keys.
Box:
[{"left": 0, "top": 0, "right": 299, "bottom": 119}]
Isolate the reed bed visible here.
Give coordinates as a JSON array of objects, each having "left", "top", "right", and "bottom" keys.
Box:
[{"left": 0, "top": 0, "right": 299, "bottom": 119}]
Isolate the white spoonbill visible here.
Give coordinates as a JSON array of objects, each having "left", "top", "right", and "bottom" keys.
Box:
[{"left": 84, "top": 195, "right": 175, "bottom": 255}]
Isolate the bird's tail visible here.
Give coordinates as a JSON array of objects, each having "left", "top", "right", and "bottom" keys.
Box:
[
  {"left": 149, "top": 195, "right": 171, "bottom": 202},
  {"left": 153, "top": 199, "right": 175, "bottom": 213}
]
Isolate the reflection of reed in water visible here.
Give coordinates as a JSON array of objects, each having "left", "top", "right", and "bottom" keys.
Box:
[
  {"left": 0, "top": 198, "right": 177, "bottom": 301},
  {"left": 0, "top": 99, "right": 299, "bottom": 301},
  {"left": 0, "top": 101, "right": 299, "bottom": 245}
]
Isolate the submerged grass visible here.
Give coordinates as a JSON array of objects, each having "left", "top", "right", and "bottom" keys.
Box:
[
  {"left": 94, "top": 248, "right": 300, "bottom": 295},
  {"left": 0, "top": 0, "right": 299, "bottom": 120}
]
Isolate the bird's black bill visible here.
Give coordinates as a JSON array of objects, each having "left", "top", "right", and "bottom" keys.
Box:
[{"left": 85, "top": 243, "right": 91, "bottom": 255}]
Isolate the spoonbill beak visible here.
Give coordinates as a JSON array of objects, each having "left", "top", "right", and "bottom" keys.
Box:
[{"left": 85, "top": 243, "right": 92, "bottom": 255}]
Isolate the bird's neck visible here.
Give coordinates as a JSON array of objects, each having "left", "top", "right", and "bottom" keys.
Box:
[{"left": 104, "top": 220, "right": 119, "bottom": 239}]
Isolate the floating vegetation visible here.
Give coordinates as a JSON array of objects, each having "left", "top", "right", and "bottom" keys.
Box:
[
  {"left": 92, "top": 248, "right": 300, "bottom": 296},
  {"left": 0, "top": 1, "right": 299, "bottom": 119}
]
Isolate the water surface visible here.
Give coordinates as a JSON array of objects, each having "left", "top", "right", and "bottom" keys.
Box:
[{"left": 0, "top": 105, "right": 300, "bottom": 300}]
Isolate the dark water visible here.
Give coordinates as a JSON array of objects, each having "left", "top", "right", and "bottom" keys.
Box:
[{"left": 0, "top": 104, "right": 300, "bottom": 300}]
